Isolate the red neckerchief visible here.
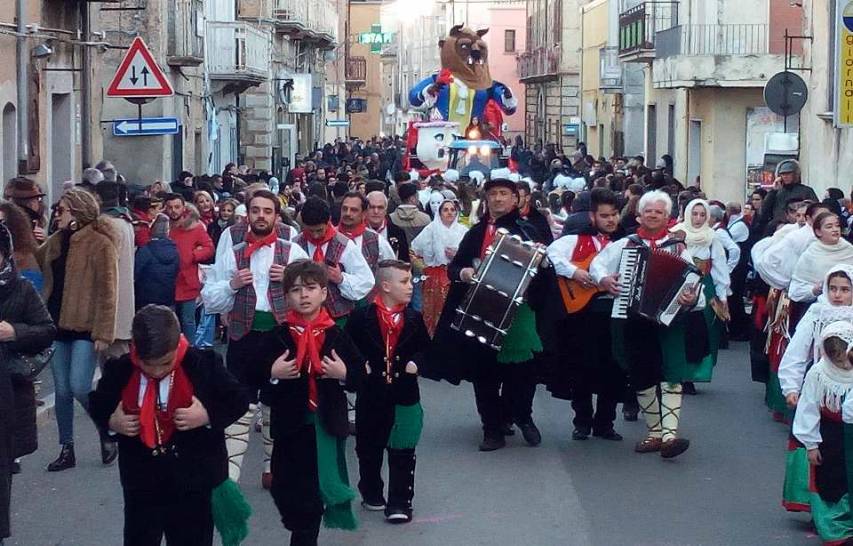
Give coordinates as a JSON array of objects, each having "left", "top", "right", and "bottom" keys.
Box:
[
  {"left": 519, "top": 203, "right": 531, "bottom": 219},
  {"left": 285, "top": 309, "right": 336, "bottom": 411},
  {"left": 200, "top": 209, "right": 215, "bottom": 227},
  {"left": 374, "top": 296, "right": 406, "bottom": 383},
  {"left": 303, "top": 222, "right": 337, "bottom": 262},
  {"left": 636, "top": 227, "right": 669, "bottom": 250},
  {"left": 339, "top": 222, "right": 367, "bottom": 241},
  {"left": 571, "top": 233, "right": 610, "bottom": 262},
  {"left": 479, "top": 217, "right": 497, "bottom": 259},
  {"left": 244, "top": 230, "right": 278, "bottom": 260},
  {"left": 122, "top": 336, "right": 192, "bottom": 450}
]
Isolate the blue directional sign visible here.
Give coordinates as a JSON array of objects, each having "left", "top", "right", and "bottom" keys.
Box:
[{"left": 113, "top": 116, "right": 180, "bottom": 137}]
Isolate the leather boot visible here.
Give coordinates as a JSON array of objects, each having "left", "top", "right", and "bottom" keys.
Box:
[
  {"left": 47, "top": 443, "right": 76, "bottom": 472},
  {"left": 386, "top": 448, "right": 415, "bottom": 523}
]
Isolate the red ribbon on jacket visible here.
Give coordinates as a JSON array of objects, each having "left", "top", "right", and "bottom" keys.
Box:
[
  {"left": 571, "top": 234, "right": 610, "bottom": 262},
  {"left": 479, "top": 218, "right": 497, "bottom": 260},
  {"left": 285, "top": 309, "right": 336, "bottom": 411},
  {"left": 375, "top": 296, "right": 406, "bottom": 363},
  {"left": 303, "top": 222, "right": 338, "bottom": 262},
  {"left": 122, "top": 336, "right": 193, "bottom": 449}
]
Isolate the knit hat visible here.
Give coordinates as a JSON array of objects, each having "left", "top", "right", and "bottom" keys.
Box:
[
  {"left": 150, "top": 213, "right": 170, "bottom": 239},
  {"left": 62, "top": 188, "right": 101, "bottom": 226}
]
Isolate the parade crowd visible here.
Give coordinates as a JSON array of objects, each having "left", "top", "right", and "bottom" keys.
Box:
[{"left": 1, "top": 135, "right": 853, "bottom": 546}]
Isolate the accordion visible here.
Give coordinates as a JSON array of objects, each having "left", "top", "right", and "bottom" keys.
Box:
[
  {"left": 611, "top": 245, "right": 701, "bottom": 326},
  {"left": 452, "top": 228, "right": 546, "bottom": 350}
]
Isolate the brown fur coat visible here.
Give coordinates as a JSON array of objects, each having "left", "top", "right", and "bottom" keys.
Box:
[{"left": 36, "top": 219, "right": 119, "bottom": 344}]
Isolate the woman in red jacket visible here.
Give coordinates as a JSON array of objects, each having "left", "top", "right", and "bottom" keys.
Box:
[{"left": 167, "top": 200, "right": 214, "bottom": 342}]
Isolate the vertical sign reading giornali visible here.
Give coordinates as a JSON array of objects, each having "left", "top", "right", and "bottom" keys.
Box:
[{"left": 836, "top": 0, "right": 853, "bottom": 127}]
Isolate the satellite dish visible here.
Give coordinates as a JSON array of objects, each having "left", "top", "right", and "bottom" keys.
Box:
[{"left": 764, "top": 71, "right": 808, "bottom": 117}]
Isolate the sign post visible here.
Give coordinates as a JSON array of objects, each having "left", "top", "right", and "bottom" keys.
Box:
[
  {"left": 105, "top": 37, "right": 175, "bottom": 135},
  {"left": 834, "top": 0, "right": 853, "bottom": 127}
]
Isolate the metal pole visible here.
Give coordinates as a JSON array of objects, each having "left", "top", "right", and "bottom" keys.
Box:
[
  {"left": 80, "top": 1, "right": 92, "bottom": 169},
  {"left": 16, "top": 0, "right": 29, "bottom": 174}
]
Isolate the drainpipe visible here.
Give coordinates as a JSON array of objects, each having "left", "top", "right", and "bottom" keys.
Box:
[
  {"left": 80, "top": 1, "right": 92, "bottom": 168},
  {"left": 16, "top": 0, "right": 29, "bottom": 174}
]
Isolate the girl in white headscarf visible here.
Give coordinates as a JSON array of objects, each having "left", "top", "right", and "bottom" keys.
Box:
[
  {"left": 793, "top": 320, "right": 853, "bottom": 545},
  {"left": 778, "top": 264, "right": 853, "bottom": 513},
  {"left": 669, "top": 199, "right": 731, "bottom": 386},
  {"left": 790, "top": 212, "right": 853, "bottom": 304},
  {"left": 411, "top": 197, "right": 468, "bottom": 336}
]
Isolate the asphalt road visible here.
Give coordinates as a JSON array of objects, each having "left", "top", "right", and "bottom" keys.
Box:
[{"left": 7, "top": 341, "right": 818, "bottom": 545}]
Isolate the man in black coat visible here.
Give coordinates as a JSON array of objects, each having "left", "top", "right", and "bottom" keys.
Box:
[
  {"left": 365, "top": 191, "right": 411, "bottom": 262},
  {"left": 88, "top": 305, "right": 250, "bottom": 546},
  {"left": 424, "top": 178, "right": 551, "bottom": 452},
  {"left": 345, "top": 260, "right": 430, "bottom": 523}
]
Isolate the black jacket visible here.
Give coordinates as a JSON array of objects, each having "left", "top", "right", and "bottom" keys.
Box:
[
  {"left": 134, "top": 238, "right": 180, "bottom": 309},
  {"left": 385, "top": 219, "right": 411, "bottom": 263},
  {"left": 345, "top": 304, "right": 430, "bottom": 407},
  {"left": 424, "top": 208, "right": 552, "bottom": 384},
  {"left": 523, "top": 206, "right": 554, "bottom": 245},
  {"left": 0, "top": 276, "right": 55, "bottom": 465},
  {"left": 257, "top": 325, "right": 364, "bottom": 439},
  {"left": 88, "top": 349, "right": 250, "bottom": 492}
]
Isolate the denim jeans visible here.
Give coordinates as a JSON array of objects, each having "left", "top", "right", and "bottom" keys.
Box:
[
  {"left": 175, "top": 300, "right": 198, "bottom": 343},
  {"left": 193, "top": 307, "right": 216, "bottom": 348},
  {"left": 51, "top": 339, "right": 97, "bottom": 445}
]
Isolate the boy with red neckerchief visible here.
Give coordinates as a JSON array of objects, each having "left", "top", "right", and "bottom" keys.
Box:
[
  {"left": 259, "top": 260, "right": 365, "bottom": 546},
  {"left": 293, "top": 197, "right": 374, "bottom": 327},
  {"left": 345, "top": 260, "right": 430, "bottom": 524},
  {"left": 88, "top": 305, "right": 251, "bottom": 546}
]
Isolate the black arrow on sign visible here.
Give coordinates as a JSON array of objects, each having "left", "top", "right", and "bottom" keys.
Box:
[
  {"left": 130, "top": 66, "right": 138, "bottom": 85},
  {"left": 141, "top": 66, "right": 149, "bottom": 86}
]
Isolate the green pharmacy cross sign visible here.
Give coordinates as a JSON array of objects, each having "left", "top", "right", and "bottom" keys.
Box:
[{"left": 358, "top": 24, "right": 394, "bottom": 53}]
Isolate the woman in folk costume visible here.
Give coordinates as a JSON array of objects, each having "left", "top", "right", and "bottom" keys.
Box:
[
  {"left": 780, "top": 264, "right": 853, "bottom": 513},
  {"left": 790, "top": 212, "right": 853, "bottom": 305},
  {"left": 668, "top": 199, "right": 730, "bottom": 387},
  {"left": 793, "top": 320, "right": 853, "bottom": 545},
  {"left": 410, "top": 196, "right": 468, "bottom": 336}
]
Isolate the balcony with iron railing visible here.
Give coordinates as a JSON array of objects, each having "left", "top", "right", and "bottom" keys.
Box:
[
  {"left": 345, "top": 56, "right": 367, "bottom": 88},
  {"left": 618, "top": 1, "right": 678, "bottom": 62},
  {"left": 651, "top": 24, "right": 785, "bottom": 88},
  {"left": 206, "top": 21, "right": 271, "bottom": 83},
  {"left": 517, "top": 45, "right": 560, "bottom": 82},
  {"left": 599, "top": 46, "right": 622, "bottom": 91}
]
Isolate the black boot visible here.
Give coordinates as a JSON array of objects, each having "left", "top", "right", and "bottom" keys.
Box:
[
  {"left": 47, "top": 443, "right": 76, "bottom": 472},
  {"left": 99, "top": 429, "right": 118, "bottom": 465},
  {"left": 356, "top": 445, "right": 386, "bottom": 511},
  {"left": 519, "top": 421, "right": 542, "bottom": 446},
  {"left": 386, "top": 448, "right": 415, "bottom": 523},
  {"left": 290, "top": 527, "right": 319, "bottom": 546}
]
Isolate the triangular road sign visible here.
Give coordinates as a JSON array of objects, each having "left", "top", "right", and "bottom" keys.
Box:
[{"left": 106, "top": 37, "right": 174, "bottom": 98}]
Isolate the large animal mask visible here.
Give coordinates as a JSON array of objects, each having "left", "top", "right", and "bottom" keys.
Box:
[{"left": 439, "top": 25, "right": 492, "bottom": 90}]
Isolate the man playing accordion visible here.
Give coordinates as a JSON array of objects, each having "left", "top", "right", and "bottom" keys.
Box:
[{"left": 590, "top": 190, "right": 700, "bottom": 459}]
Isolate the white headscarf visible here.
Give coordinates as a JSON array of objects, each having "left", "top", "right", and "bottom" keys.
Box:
[
  {"left": 793, "top": 236, "right": 853, "bottom": 291},
  {"left": 811, "top": 264, "right": 853, "bottom": 362},
  {"left": 809, "top": 321, "right": 853, "bottom": 412},
  {"left": 411, "top": 198, "right": 468, "bottom": 266},
  {"left": 670, "top": 199, "right": 715, "bottom": 249}
]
